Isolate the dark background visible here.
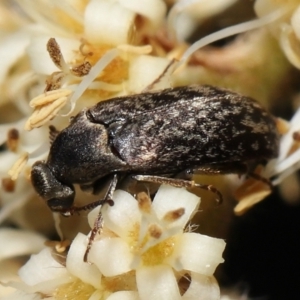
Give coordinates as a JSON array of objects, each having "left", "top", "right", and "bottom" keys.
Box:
[{"left": 220, "top": 187, "right": 300, "bottom": 299}]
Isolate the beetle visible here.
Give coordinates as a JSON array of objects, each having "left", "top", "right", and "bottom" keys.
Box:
[{"left": 31, "top": 85, "right": 279, "bottom": 216}]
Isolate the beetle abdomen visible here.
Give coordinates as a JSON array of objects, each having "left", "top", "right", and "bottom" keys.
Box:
[{"left": 104, "top": 86, "right": 278, "bottom": 171}]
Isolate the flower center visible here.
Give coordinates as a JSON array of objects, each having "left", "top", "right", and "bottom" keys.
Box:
[
  {"left": 54, "top": 279, "right": 95, "bottom": 300},
  {"left": 141, "top": 236, "right": 176, "bottom": 266},
  {"left": 101, "top": 270, "right": 137, "bottom": 292}
]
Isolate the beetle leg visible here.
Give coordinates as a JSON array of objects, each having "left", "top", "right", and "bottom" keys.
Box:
[
  {"left": 71, "top": 174, "right": 119, "bottom": 214},
  {"left": 80, "top": 174, "right": 117, "bottom": 195},
  {"left": 248, "top": 172, "right": 273, "bottom": 189},
  {"left": 82, "top": 173, "right": 119, "bottom": 262},
  {"left": 184, "top": 162, "right": 248, "bottom": 178},
  {"left": 188, "top": 164, "right": 273, "bottom": 189},
  {"left": 84, "top": 212, "right": 104, "bottom": 262},
  {"left": 132, "top": 175, "right": 223, "bottom": 204}
]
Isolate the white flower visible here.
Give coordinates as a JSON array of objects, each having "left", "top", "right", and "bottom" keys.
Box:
[
  {"left": 21, "top": 0, "right": 170, "bottom": 131},
  {"left": 0, "top": 228, "right": 45, "bottom": 262},
  {"left": 254, "top": 0, "right": 300, "bottom": 69},
  {"left": 0, "top": 122, "right": 49, "bottom": 225},
  {"left": 10, "top": 186, "right": 225, "bottom": 299},
  {"left": 0, "top": 228, "right": 46, "bottom": 298},
  {"left": 87, "top": 185, "right": 225, "bottom": 299},
  {"left": 168, "top": 0, "right": 238, "bottom": 42},
  {"left": 234, "top": 111, "right": 300, "bottom": 214},
  {"left": 0, "top": 0, "right": 171, "bottom": 227}
]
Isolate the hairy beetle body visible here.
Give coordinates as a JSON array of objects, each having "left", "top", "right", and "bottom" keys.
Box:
[{"left": 31, "top": 85, "right": 279, "bottom": 212}]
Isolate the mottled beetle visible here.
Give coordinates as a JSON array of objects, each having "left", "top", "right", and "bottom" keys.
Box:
[{"left": 31, "top": 85, "right": 279, "bottom": 216}]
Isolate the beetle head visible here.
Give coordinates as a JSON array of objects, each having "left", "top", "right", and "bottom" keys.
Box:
[{"left": 31, "top": 161, "right": 75, "bottom": 215}]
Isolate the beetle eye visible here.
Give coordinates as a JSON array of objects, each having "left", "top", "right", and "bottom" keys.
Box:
[{"left": 47, "top": 192, "right": 74, "bottom": 213}]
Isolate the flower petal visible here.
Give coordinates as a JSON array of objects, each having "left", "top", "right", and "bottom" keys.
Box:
[
  {"left": 136, "top": 265, "right": 181, "bottom": 300},
  {"left": 254, "top": 0, "right": 282, "bottom": 17},
  {"left": 280, "top": 23, "right": 300, "bottom": 69},
  {"left": 127, "top": 55, "right": 172, "bottom": 93},
  {"left": 0, "top": 228, "right": 45, "bottom": 261},
  {"left": 27, "top": 35, "right": 80, "bottom": 75},
  {"left": 89, "top": 237, "right": 133, "bottom": 277},
  {"left": 106, "top": 291, "right": 139, "bottom": 300},
  {"left": 84, "top": 0, "right": 135, "bottom": 45},
  {"left": 0, "top": 290, "right": 42, "bottom": 300},
  {"left": 18, "top": 248, "right": 69, "bottom": 286},
  {"left": 119, "top": 0, "right": 166, "bottom": 29},
  {"left": 152, "top": 185, "right": 200, "bottom": 229},
  {"left": 102, "top": 190, "right": 141, "bottom": 239},
  {"left": 183, "top": 273, "right": 220, "bottom": 300},
  {"left": 168, "top": 0, "right": 237, "bottom": 41},
  {"left": 0, "top": 29, "right": 31, "bottom": 85},
  {"left": 66, "top": 233, "right": 102, "bottom": 288},
  {"left": 168, "top": 233, "right": 225, "bottom": 276},
  {"left": 291, "top": 5, "right": 300, "bottom": 40}
]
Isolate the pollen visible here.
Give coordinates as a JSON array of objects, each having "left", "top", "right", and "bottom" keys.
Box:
[
  {"left": 8, "top": 152, "right": 28, "bottom": 181},
  {"left": 163, "top": 208, "right": 185, "bottom": 222},
  {"left": 148, "top": 224, "right": 162, "bottom": 239},
  {"left": 25, "top": 98, "right": 67, "bottom": 130},
  {"left": 54, "top": 279, "right": 96, "bottom": 300},
  {"left": 137, "top": 192, "right": 152, "bottom": 214},
  {"left": 141, "top": 236, "right": 176, "bottom": 266},
  {"left": 78, "top": 42, "right": 129, "bottom": 85},
  {"left": 29, "top": 89, "right": 72, "bottom": 107},
  {"left": 101, "top": 271, "right": 137, "bottom": 293}
]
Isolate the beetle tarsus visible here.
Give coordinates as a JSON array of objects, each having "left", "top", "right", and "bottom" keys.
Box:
[
  {"left": 83, "top": 173, "right": 119, "bottom": 262},
  {"left": 84, "top": 212, "right": 104, "bottom": 263},
  {"left": 248, "top": 172, "right": 273, "bottom": 190},
  {"left": 70, "top": 199, "right": 111, "bottom": 213}
]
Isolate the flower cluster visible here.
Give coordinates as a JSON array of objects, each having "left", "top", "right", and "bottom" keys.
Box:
[
  {"left": 0, "top": 0, "right": 174, "bottom": 229},
  {"left": 2, "top": 0, "right": 300, "bottom": 299},
  {"left": 7, "top": 186, "right": 225, "bottom": 300},
  {"left": 255, "top": 0, "right": 300, "bottom": 69}
]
